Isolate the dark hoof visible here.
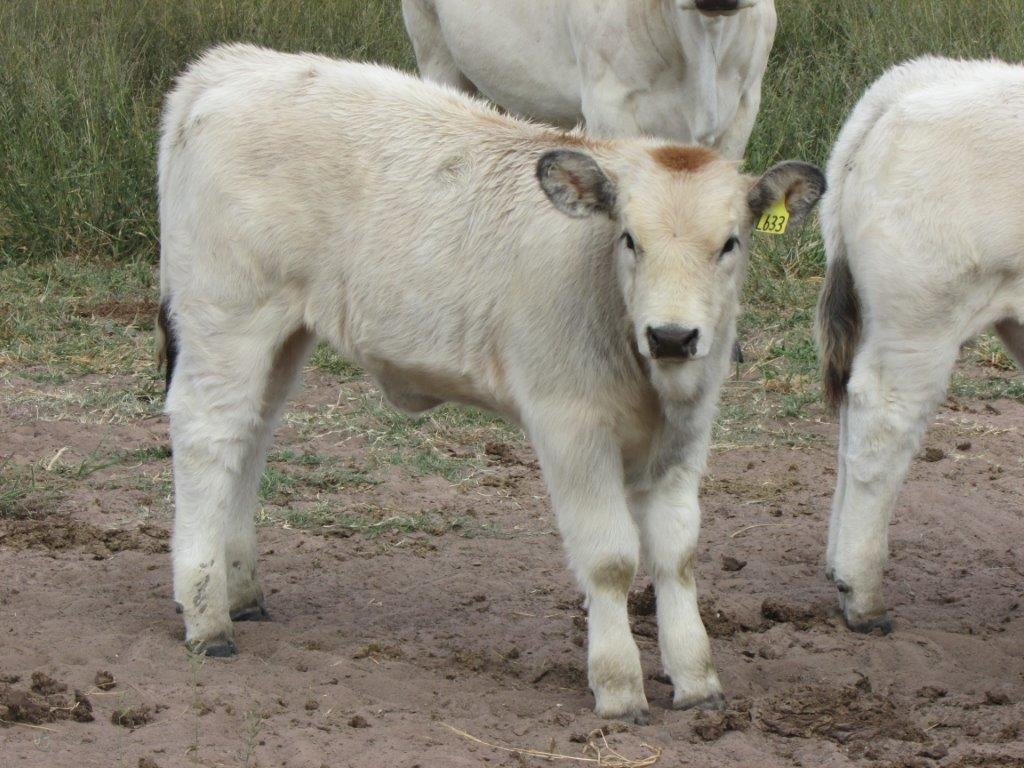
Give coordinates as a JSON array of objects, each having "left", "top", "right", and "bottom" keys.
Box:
[
  {"left": 731, "top": 341, "right": 744, "bottom": 364},
  {"left": 627, "top": 708, "right": 651, "bottom": 726},
  {"left": 186, "top": 636, "right": 238, "bottom": 657},
  {"left": 230, "top": 603, "right": 270, "bottom": 622},
  {"left": 674, "top": 691, "right": 726, "bottom": 711},
  {"left": 844, "top": 613, "right": 892, "bottom": 635}
]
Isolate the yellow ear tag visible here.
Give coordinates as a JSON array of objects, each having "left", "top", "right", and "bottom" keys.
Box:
[{"left": 755, "top": 199, "right": 789, "bottom": 235}]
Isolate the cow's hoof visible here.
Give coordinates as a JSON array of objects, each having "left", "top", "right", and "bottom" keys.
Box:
[
  {"left": 230, "top": 600, "right": 269, "bottom": 622},
  {"left": 186, "top": 635, "right": 238, "bottom": 658},
  {"left": 844, "top": 612, "right": 892, "bottom": 635},
  {"left": 674, "top": 691, "right": 726, "bottom": 711}
]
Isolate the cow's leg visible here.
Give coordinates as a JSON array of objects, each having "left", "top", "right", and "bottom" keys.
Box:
[
  {"left": 639, "top": 464, "right": 723, "bottom": 710},
  {"left": 401, "top": 0, "right": 479, "bottom": 94},
  {"left": 829, "top": 333, "right": 958, "bottom": 632},
  {"left": 825, "top": 399, "right": 851, "bottom": 581},
  {"left": 225, "top": 327, "right": 315, "bottom": 621},
  {"left": 168, "top": 307, "right": 305, "bottom": 655},
  {"left": 529, "top": 412, "right": 648, "bottom": 723},
  {"left": 995, "top": 318, "right": 1024, "bottom": 368}
]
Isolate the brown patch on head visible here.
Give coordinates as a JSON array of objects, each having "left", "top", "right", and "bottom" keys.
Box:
[{"left": 650, "top": 145, "right": 718, "bottom": 173}]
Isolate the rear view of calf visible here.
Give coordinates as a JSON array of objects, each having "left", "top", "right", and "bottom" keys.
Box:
[
  {"left": 159, "top": 44, "right": 822, "bottom": 720},
  {"left": 818, "top": 56, "right": 1024, "bottom": 633}
]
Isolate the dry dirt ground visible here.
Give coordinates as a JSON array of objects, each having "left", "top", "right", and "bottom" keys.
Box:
[{"left": 1, "top": 356, "right": 1023, "bottom": 768}]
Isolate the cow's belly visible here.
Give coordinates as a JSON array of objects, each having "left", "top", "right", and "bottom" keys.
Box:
[{"left": 433, "top": 0, "right": 583, "bottom": 125}]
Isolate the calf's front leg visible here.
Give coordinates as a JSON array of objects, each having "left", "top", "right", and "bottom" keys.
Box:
[
  {"left": 638, "top": 465, "right": 723, "bottom": 709},
  {"left": 530, "top": 414, "right": 649, "bottom": 723}
]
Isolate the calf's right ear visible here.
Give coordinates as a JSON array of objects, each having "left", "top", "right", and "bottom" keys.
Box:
[{"left": 537, "top": 150, "right": 617, "bottom": 219}]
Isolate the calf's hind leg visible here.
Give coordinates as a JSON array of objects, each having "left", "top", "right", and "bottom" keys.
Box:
[
  {"left": 829, "top": 333, "right": 958, "bottom": 632},
  {"left": 225, "top": 327, "right": 315, "bottom": 621},
  {"left": 167, "top": 307, "right": 307, "bottom": 655}
]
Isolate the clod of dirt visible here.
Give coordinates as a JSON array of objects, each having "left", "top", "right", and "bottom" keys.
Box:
[
  {"left": 352, "top": 642, "right": 403, "bottom": 661},
  {"left": 756, "top": 681, "right": 925, "bottom": 744},
  {"left": 93, "top": 670, "right": 116, "bottom": 691},
  {"left": 956, "top": 440, "right": 972, "bottom": 451},
  {"left": 692, "top": 699, "right": 752, "bottom": 741},
  {"left": 628, "top": 584, "right": 656, "bottom": 616},
  {"left": 348, "top": 714, "right": 371, "bottom": 728},
  {"left": 0, "top": 674, "right": 19, "bottom": 684},
  {"left": 700, "top": 597, "right": 747, "bottom": 638},
  {"left": 0, "top": 680, "right": 93, "bottom": 725},
  {"left": 721, "top": 556, "right": 747, "bottom": 572},
  {"left": 111, "top": 703, "right": 154, "bottom": 729},
  {"left": 984, "top": 690, "right": 1011, "bottom": 706},
  {"left": 921, "top": 447, "right": 946, "bottom": 462},
  {"left": 30, "top": 671, "right": 66, "bottom": 696},
  {"left": 531, "top": 661, "right": 586, "bottom": 687},
  {"left": 138, "top": 758, "right": 163, "bottom": 768},
  {"left": 916, "top": 685, "right": 947, "bottom": 702},
  {"left": 760, "top": 598, "right": 833, "bottom": 630},
  {"left": 484, "top": 441, "right": 518, "bottom": 463},
  {"left": 0, "top": 517, "right": 169, "bottom": 555},
  {"left": 305, "top": 699, "right": 319, "bottom": 711}
]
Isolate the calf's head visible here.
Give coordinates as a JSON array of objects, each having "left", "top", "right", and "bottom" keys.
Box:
[{"left": 537, "top": 145, "right": 824, "bottom": 366}]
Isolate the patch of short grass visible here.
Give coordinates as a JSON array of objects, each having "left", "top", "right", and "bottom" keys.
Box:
[
  {"left": 0, "top": 461, "right": 64, "bottom": 519},
  {"left": 262, "top": 502, "right": 499, "bottom": 539}
]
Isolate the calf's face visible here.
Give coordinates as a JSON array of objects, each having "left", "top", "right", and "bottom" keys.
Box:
[{"left": 538, "top": 146, "right": 824, "bottom": 365}]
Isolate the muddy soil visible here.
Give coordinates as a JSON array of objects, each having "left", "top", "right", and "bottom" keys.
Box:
[{"left": 1, "top": 370, "right": 1022, "bottom": 767}]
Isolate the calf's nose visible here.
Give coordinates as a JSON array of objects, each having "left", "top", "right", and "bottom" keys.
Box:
[{"left": 646, "top": 325, "right": 700, "bottom": 360}]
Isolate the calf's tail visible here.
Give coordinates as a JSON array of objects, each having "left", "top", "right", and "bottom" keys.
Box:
[
  {"left": 155, "top": 298, "right": 179, "bottom": 394},
  {"left": 816, "top": 244, "right": 860, "bottom": 413}
]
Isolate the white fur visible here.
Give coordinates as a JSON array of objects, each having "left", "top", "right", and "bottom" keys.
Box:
[
  {"left": 159, "top": 44, "right": 819, "bottom": 718},
  {"left": 822, "top": 56, "right": 1024, "bottom": 629},
  {"left": 401, "top": 0, "right": 776, "bottom": 159}
]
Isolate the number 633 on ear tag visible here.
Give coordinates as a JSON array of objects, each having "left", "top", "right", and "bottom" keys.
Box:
[{"left": 755, "top": 199, "right": 789, "bottom": 235}]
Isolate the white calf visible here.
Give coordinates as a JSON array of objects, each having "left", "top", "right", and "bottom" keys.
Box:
[
  {"left": 402, "top": 0, "right": 777, "bottom": 159},
  {"left": 159, "top": 43, "right": 823, "bottom": 720},
  {"left": 818, "top": 56, "right": 1024, "bottom": 633}
]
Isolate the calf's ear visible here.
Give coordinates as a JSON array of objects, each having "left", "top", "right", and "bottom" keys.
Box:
[
  {"left": 748, "top": 161, "right": 826, "bottom": 227},
  {"left": 537, "top": 150, "right": 617, "bottom": 219}
]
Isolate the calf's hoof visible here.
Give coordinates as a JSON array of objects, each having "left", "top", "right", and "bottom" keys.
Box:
[
  {"left": 230, "top": 598, "right": 270, "bottom": 622},
  {"left": 843, "top": 611, "right": 892, "bottom": 635},
  {"left": 674, "top": 691, "right": 726, "bottom": 711},
  {"left": 836, "top": 580, "right": 891, "bottom": 634},
  {"left": 186, "top": 635, "right": 238, "bottom": 658}
]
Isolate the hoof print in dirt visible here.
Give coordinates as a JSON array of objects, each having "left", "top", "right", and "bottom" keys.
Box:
[{"left": 187, "top": 636, "right": 238, "bottom": 658}]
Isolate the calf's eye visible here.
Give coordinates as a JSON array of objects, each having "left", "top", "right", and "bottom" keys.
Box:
[
  {"left": 623, "top": 232, "right": 636, "bottom": 252},
  {"left": 719, "top": 236, "right": 739, "bottom": 259}
]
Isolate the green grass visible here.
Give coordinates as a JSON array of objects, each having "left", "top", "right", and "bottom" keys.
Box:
[{"left": 1, "top": 0, "right": 1023, "bottom": 473}]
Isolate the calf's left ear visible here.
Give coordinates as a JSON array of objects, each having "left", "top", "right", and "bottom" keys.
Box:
[
  {"left": 537, "top": 150, "right": 617, "bottom": 219},
  {"left": 748, "top": 161, "right": 826, "bottom": 226}
]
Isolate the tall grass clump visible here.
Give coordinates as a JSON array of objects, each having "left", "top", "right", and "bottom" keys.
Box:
[{"left": 0, "top": 0, "right": 412, "bottom": 266}]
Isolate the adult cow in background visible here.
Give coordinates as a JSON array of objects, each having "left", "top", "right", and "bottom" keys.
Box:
[{"left": 402, "top": 0, "right": 777, "bottom": 160}]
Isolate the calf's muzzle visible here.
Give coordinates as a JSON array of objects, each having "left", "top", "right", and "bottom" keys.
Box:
[{"left": 647, "top": 325, "right": 700, "bottom": 360}]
